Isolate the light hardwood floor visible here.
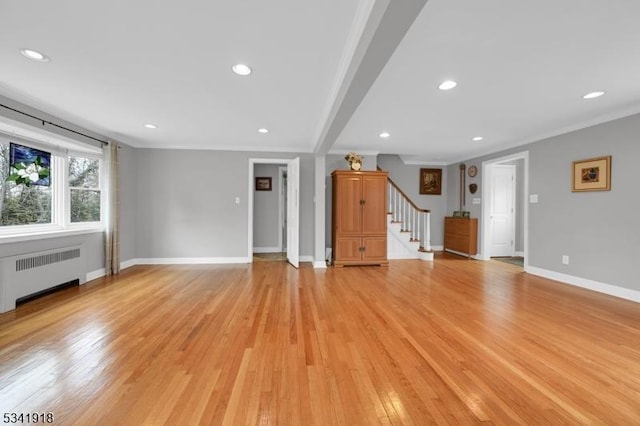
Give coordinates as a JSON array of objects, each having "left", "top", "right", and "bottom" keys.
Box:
[{"left": 1, "top": 253, "right": 639, "bottom": 425}]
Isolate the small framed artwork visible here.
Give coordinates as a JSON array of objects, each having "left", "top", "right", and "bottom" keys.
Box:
[
  {"left": 255, "top": 177, "right": 272, "bottom": 191},
  {"left": 572, "top": 156, "right": 611, "bottom": 192},
  {"left": 419, "top": 168, "right": 442, "bottom": 195}
]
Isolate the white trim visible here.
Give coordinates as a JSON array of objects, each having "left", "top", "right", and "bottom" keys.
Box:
[
  {"left": 120, "top": 259, "right": 137, "bottom": 270},
  {"left": 515, "top": 251, "right": 525, "bottom": 257},
  {"left": 86, "top": 268, "right": 106, "bottom": 282},
  {"left": 397, "top": 155, "right": 449, "bottom": 166},
  {"left": 278, "top": 165, "right": 287, "bottom": 252},
  {"left": 86, "top": 258, "right": 139, "bottom": 282},
  {"left": 136, "top": 257, "right": 251, "bottom": 265},
  {"left": 299, "top": 255, "right": 314, "bottom": 263},
  {"left": 129, "top": 143, "right": 315, "bottom": 152},
  {"left": 526, "top": 266, "right": 640, "bottom": 304},
  {"left": 253, "top": 246, "right": 282, "bottom": 253},
  {"left": 431, "top": 245, "right": 444, "bottom": 251},
  {"left": 313, "top": 261, "right": 327, "bottom": 269},
  {"left": 444, "top": 248, "right": 482, "bottom": 260},
  {"left": 327, "top": 149, "right": 380, "bottom": 157},
  {"left": 0, "top": 227, "right": 103, "bottom": 244}
]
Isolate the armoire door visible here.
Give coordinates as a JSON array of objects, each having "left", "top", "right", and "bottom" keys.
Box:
[
  {"left": 361, "top": 174, "right": 387, "bottom": 235},
  {"left": 334, "top": 176, "right": 362, "bottom": 236}
]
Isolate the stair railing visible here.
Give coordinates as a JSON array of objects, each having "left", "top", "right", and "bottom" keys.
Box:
[{"left": 387, "top": 177, "right": 431, "bottom": 252}]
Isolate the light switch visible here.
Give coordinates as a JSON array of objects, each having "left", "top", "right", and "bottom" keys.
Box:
[
  {"left": 472, "top": 198, "right": 481, "bottom": 205},
  {"left": 235, "top": 197, "right": 240, "bottom": 204},
  {"left": 529, "top": 194, "right": 538, "bottom": 203}
]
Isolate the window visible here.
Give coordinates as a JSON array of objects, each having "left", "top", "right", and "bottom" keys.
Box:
[
  {"left": 0, "top": 137, "right": 104, "bottom": 238},
  {"left": 69, "top": 155, "right": 101, "bottom": 223}
]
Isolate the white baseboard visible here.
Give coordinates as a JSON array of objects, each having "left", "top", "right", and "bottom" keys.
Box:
[
  {"left": 313, "top": 261, "right": 327, "bottom": 269},
  {"left": 444, "top": 248, "right": 481, "bottom": 260},
  {"left": 299, "top": 255, "right": 314, "bottom": 263},
  {"left": 515, "top": 251, "right": 525, "bottom": 257},
  {"left": 431, "top": 245, "right": 444, "bottom": 251},
  {"left": 86, "top": 268, "right": 106, "bottom": 282},
  {"left": 136, "top": 257, "right": 251, "bottom": 265},
  {"left": 252, "top": 247, "right": 282, "bottom": 253},
  {"left": 120, "top": 259, "right": 137, "bottom": 270},
  {"left": 526, "top": 266, "right": 640, "bottom": 304},
  {"left": 86, "top": 258, "right": 138, "bottom": 282}
]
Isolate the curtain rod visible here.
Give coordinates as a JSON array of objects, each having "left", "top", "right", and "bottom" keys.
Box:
[{"left": 0, "top": 102, "right": 109, "bottom": 147}]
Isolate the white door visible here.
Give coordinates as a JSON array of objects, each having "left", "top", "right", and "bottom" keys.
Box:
[
  {"left": 286, "top": 157, "right": 300, "bottom": 268},
  {"left": 490, "top": 165, "right": 515, "bottom": 257}
]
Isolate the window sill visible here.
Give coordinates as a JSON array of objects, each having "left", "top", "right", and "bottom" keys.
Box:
[{"left": 0, "top": 227, "right": 104, "bottom": 244}]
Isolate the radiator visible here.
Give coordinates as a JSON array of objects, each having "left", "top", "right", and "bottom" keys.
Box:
[{"left": 1, "top": 245, "right": 86, "bottom": 313}]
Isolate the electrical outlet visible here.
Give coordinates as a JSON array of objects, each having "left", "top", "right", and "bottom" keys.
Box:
[
  {"left": 235, "top": 197, "right": 240, "bottom": 204},
  {"left": 562, "top": 255, "right": 569, "bottom": 265}
]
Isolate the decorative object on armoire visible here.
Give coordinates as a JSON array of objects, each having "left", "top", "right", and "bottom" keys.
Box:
[
  {"left": 468, "top": 165, "right": 477, "bottom": 177},
  {"left": 572, "top": 156, "right": 611, "bottom": 192},
  {"left": 469, "top": 183, "right": 478, "bottom": 194},
  {"left": 344, "top": 152, "right": 363, "bottom": 171},
  {"left": 419, "top": 168, "right": 442, "bottom": 195},
  {"left": 255, "top": 177, "right": 272, "bottom": 191},
  {"left": 444, "top": 216, "right": 478, "bottom": 258},
  {"left": 332, "top": 170, "right": 388, "bottom": 267},
  {"left": 459, "top": 164, "right": 466, "bottom": 210}
]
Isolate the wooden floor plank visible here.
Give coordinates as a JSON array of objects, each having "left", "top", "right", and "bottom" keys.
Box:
[{"left": 1, "top": 253, "right": 640, "bottom": 424}]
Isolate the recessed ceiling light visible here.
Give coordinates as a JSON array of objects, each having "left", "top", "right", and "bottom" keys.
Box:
[
  {"left": 379, "top": 132, "right": 390, "bottom": 138},
  {"left": 583, "top": 91, "right": 605, "bottom": 99},
  {"left": 20, "top": 48, "right": 50, "bottom": 62},
  {"left": 258, "top": 128, "right": 269, "bottom": 134},
  {"left": 144, "top": 124, "right": 157, "bottom": 129},
  {"left": 232, "top": 64, "right": 252, "bottom": 76},
  {"left": 472, "top": 136, "right": 484, "bottom": 141},
  {"left": 438, "top": 80, "right": 457, "bottom": 90}
]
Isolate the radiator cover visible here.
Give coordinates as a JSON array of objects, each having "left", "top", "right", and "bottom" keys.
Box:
[{"left": 1, "top": 245, "right": 86, "bottom": 313}]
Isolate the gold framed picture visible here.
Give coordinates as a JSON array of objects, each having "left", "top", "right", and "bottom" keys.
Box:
[
  {"left": 572, "top": 156, "right": 611, "bottom": 192},
  {"left": 419, "top": 168, "right": 442, "bottom": 195}
]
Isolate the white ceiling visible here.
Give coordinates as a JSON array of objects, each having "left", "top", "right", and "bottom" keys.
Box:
[{"left": 2, "top": 0, "right": 640, "bottom": 164}]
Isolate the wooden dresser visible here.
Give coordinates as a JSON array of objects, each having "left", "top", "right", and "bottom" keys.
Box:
[
  {"left": 332, "top": 170, "right": 388, "bottom": 267},
  {"left": 444, "top": 217, "right": 478, "bottom": 258}
]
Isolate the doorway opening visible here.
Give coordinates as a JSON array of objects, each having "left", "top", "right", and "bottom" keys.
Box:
[
  {"left": 248, "top": 158, "right": 299, "bottom": 268},
  {"left": 481, "top": 151, "right": 528, "bottom": 269}
]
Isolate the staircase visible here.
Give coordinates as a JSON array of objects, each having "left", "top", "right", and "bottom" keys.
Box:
[{"left": 386, "top": 176, "right": 434, "bottom": 261}]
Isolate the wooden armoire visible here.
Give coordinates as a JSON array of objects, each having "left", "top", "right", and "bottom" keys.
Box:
[{"left": 331, "top": 170, "right": 388, "bottom": 267}]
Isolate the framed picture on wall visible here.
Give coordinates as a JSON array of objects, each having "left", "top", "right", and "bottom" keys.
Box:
[
  {"left": 255, "top": 177, "right": 272, "bottom": 191},
  {"left": 572, "top": 156, "right": 611, "bottom": 192},
  {"left": 419, "top": 168, "right": 442, "bottom": 195}
]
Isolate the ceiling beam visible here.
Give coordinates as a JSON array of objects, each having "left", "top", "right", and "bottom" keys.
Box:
[{"left": 313, "top": 0, "right": 428, "bottom": 155}]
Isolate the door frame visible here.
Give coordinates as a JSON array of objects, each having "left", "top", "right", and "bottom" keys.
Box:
[
  {"left": 248, "top": 158, "right": 299, "bottom": 265},
  {"left": 278, "top": 166, "right": 287, "bottom": 252},
  {"left": 480, "top": 151, "right": 529, "bottom": 269}
]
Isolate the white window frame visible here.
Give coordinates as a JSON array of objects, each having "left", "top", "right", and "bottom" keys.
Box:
[{"left": 66, "top": 151, "right": 105, "bottom": 229}]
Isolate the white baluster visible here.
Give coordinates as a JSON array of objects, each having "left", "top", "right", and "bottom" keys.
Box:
[
  {"left": 425, "top": 212, "right": 431, "bottom": 252},
  {"left": 413, "top": 208, "right": 418, "bottom": 241},
  {"left": 418, "top": 211, "right": 424, "bottom": 248}
]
